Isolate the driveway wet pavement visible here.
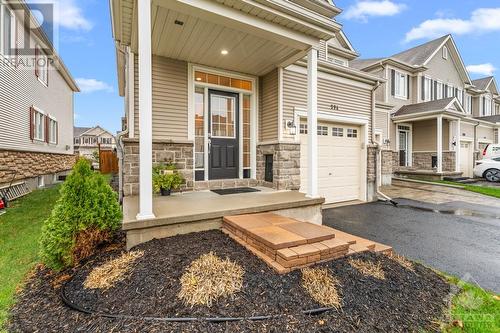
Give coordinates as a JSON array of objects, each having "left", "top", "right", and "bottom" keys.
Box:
[{"left": 323, "top": 199, "right": 500, "bottom": 293}]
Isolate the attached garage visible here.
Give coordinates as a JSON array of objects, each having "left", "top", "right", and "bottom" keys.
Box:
[{"left": 300, "top": 121, "right": 367, "bottom": 204}]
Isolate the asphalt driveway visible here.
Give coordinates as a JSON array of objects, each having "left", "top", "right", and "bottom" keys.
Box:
[{"left": 323, "top": 199, "right": 500, "bottom": 293}]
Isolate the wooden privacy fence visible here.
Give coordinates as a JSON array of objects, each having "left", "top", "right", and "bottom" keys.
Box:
[{"left": 99, "top": 150, "right": 119, "bottom": 174}]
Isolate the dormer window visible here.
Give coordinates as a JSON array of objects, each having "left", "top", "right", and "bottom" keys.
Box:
[{"left": 442, "top": 46, "right": 448, "bottom": 60}]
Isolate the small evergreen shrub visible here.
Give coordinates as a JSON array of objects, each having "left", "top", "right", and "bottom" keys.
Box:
[{"left": 39, "top": 159, "right": 122, "bottom": 270}]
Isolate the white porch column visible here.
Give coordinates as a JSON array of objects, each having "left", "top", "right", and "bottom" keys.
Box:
[
  {"left": 455, "top": 119, "right": 461, "bottom": 172},
  {"left": 137, "top": 0, "right": 155, "bottom": 220},
  {"left": 307, "top": 48, "right": 318, "bottom": 198},
  {"left": 436, "top": 116, "right": 443, "bottom": 173}
]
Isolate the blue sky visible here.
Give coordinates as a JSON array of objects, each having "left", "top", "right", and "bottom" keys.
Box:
[{"left": 53, "top": 0, "right": 500, "bottom": 134}]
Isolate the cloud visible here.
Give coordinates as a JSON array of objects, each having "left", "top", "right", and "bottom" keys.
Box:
[
  {"left": 405, "top": 8, "right": 500, "bottom": 42},
  {"left": 466, "top": 63, "right": 496, "bottom": 76},
  {"left": 343, "top": 1, "right": 406, "bottom": 21},
  {"left": 54, "top": 0, "right": 92, "bottom": 31},
  {"left": 76, "top": 78, "right": 113, "bottom": 94}
]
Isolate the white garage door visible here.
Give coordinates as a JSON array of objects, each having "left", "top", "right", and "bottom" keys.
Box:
[
  {"left": 460, "top": 141, "right": 473, "bottom": 178},
  {"left": 300, "top": 122, "right": 363, "bottom": 204}
]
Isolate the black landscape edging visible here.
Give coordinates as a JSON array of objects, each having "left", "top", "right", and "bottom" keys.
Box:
[{"left": 60, "top": 278, "right": 334, "bottom": 323}]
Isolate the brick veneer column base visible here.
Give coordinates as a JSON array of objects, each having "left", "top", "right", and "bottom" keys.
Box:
[
  {"left": 122, "top": 139, "right": 194, "bottom": 197},
  {"left": 0, "top": 149, "right": 76, "bottom": 184},
  {"left": 257, "top": 142, "right": 300, "bottom": 190}
]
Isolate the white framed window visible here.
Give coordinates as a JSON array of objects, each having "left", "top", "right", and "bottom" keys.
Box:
[
  {"left": 442, "top": 46, "right": 448, "bottom": 59},
  {"left": 495, "top": 103, "right": 500, "bottom": 115},
  {"left": 423, "top": 76, "right": 432, "bottom": 101},
  {"left": 317, "top": 125, "right": 328, "bottom": 136},
  {"left": 33, "top": 108, "right": 45, "bottom": 141},
  {"left": 394, "top": 71, "right": 407, "bottom": 99},
  {"left": 465, "top": 94, "right": 472, "bottom": 114},
  {"left": 299, "top": 123, "right": 307, "bottom": 134},
  {"left": 347, "top": 128, "right": 358, "bottom": 138},
  {"left": 435, "top": 81, "right": 443, "bottom": 99},
  {"left": 483, "top": 95, "right": 492, "bottom": 116},
  {"left": 447, "top": 84, "right": 454, "bottom": 98},
  {"left": 457, "top": 88, "right": 463, "bottom": 105},
  {"left": 36, "top": 45, "right": 49, "bottom": 86},
  {"left": 332, "top": 127, "right": 344, "bottom": 137},
  {"left": 0, "top": 4, "right": 15, "bottom": 57},
  {"left": 48, "top": 117, "right": 57, "bottom": 144},
  {"left": 38, "top": 176, "right": 44, "bottom": 188}
]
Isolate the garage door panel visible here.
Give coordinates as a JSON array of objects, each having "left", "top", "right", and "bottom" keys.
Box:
[{"left": 300, "top": 122, "right": 363, "bottom": 204}]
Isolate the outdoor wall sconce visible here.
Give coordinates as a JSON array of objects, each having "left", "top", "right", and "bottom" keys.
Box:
[{"left": 286, "top": 120, "right": 297, "bottom": 135}]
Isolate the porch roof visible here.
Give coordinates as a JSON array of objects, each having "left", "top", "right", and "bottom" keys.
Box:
[{"left": 392, "top": 97, "right": 466, "bottom": 122}]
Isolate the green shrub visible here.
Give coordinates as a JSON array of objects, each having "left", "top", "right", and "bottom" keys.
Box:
[
  {"left": 152, "top": 163, "right": 184, "bottom": 193},
  {"left": 39, "top": 159, "right": 122, "bottom": 270}
]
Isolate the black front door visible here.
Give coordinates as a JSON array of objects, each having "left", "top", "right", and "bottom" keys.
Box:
[{"left": 209, "top": 90, "right": 239, "bottom": 180}]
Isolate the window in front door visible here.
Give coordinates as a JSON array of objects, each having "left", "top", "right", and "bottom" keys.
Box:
[{"left": 399, "top": 129, "right": 409, "bottom": 167}]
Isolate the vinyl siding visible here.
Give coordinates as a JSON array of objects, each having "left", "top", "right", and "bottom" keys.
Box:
[
  {"left": 0, "top": 20, "right": 74, "bottom": 154},
  {"left": 477, "top": 126, "right": 494, "bottom": 142},
  {"left": 375, "top": 110, "right": 389, "bottom": 139},
  {"left": 259, "top": 69, "right": 279, "bottom": 142},
  {"left": 412, "top": 119, "right": 450, "bottom": 151},
  {"left": 461, "top": 123, "right": 475, "bottom": 139},
  {"left": 134, "top": 55, "right": 188, "bottom": 140},
  {"left": 282, "top": 69, "right": 372, "bottom": 138}
]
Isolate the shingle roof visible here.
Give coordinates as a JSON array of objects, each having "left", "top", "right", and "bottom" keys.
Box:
[
  {"left": 472, "top": 77, "right": 493, "bottom": 91},
  {"left": 393, "top": 97, "right": 456, "bottom": 117},
  {"left": 349, "top": 58, "right": 383, "bottom": 70},
  {"left": 74, "top": 126, "right": 92, "bottom": 137},
  {"left": 474, "top": 115, "right": 500, "bottom": 123},
  {"left": 390, "top": 35, "right": 449, "bottom": 66}
]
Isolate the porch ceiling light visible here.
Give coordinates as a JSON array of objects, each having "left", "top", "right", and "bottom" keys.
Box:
[{"left": 221, "top": 50, "right": 228, "bottom": 55}]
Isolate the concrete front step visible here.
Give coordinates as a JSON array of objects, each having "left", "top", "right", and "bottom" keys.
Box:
[{"left": 222, "top": 213, "right": 393, "bottom": 273}]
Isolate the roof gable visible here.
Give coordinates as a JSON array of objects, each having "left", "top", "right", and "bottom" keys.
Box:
[
  {"left": 391, "top": 35, "right": 449, "bottom": 66},
  {"left": 393, "top": 97, "right": 465, "bottom": 117},
  {"left": 472, "top": 76, "right": 498, "bottom": 94}
]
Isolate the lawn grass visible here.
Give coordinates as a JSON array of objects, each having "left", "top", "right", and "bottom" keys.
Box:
[
  {"left": 0, "top": 185, "right": 61, "bottom": 330},
  {"left": 433, "top": 180, "right": 500, "bottom": 199},
  {"left": 441, "top": 274, "right": 500, "bottom": 333}
]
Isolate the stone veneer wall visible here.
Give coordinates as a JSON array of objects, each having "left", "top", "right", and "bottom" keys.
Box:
[
  {"left": 122, "top": 139, "right": 194, "bottom": 196},
  {"left": 367, "top": 145, "right": 377, "bottom": 183},
  {"left": 0, "top": 149, "right": 76, "bottom": 184},
  {"left": 412, "top": 151, "right": 456, "bottom": 171},
  {"left": 256, "top": 143, "right": 300, "bottom": 190}
]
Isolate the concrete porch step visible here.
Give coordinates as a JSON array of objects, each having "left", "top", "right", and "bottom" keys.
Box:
[{"left": 222, "top": 213, "right": 393, "bottom": 273}]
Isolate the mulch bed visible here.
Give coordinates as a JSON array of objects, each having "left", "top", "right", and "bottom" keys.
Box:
[{"left": 8, "top": 230, "right": 451, "bottom": 332}]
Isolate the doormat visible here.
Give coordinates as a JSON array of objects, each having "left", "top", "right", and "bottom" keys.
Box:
[{"left": 211, "top": 187, "right": 261, "bottom": 195}]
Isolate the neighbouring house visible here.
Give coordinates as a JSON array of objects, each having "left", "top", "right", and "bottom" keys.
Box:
[
  {"left": 0, "top": 0, "right": 79, "bottom": 193},
  {"left": 74, "top": 126, "right": 117, "bottom": 161},
  {"left": 110, "top": 0, "right": 386, "bottom": 248},
  {"left": 351, "top": 35, "right": 500, "bottom": 182}
]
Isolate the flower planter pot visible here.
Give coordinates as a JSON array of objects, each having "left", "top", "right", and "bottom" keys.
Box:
[{"left": 160, "top": 188, "right": 172, "bottom": 196}]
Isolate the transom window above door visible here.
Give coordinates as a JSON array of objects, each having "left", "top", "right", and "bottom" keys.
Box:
[
  {"left": 195, "top": 71, "right": 252, "bottom": 91},
  {"left": 211, "top": 94, "right": 236, "bottom": 138}
]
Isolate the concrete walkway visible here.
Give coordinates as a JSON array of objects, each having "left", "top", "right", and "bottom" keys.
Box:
[{"left": 381, "top": 179, "right": 500, "bottom": 208}]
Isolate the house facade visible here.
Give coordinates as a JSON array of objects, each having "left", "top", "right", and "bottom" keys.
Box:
[
  {"left": 351, "top": 35, "right": 500, "bottom": 182},
  {"left": 0, "top": 1, "right": 79, "bottom": 190},
  {"left": 111, "top": 0, "right": 387, "bottom": 222},
  {"left": 74, "top": 126, "right": 117, "bottom": 160}
]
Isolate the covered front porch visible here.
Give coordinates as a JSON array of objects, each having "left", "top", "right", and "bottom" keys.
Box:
[
  {"left": 122, "top": 188, "right": 324, "bottom": 249},
  {"left": 112, "top": 0, "right": 342, "bottom": 222},
  {"left": 392, "top": 98, "right": 466, "bottom": 179}
]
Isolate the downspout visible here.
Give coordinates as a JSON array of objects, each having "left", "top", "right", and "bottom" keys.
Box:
[
  {"left": 116, "top": 45, "right": 129, "bottom": 204},
  {"left": 371, "top": 80, "right": 397, "bottom": 206},
  {"left": 473, "top": 121, "right": 480, "bottom": 166}
]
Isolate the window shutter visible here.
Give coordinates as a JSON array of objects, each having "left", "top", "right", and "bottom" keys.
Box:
[
  {"left": 29, "top": 107, "right": 34, "bottom": 141},
  {"left": 45, "top": 115, "right": 50, "bottom": 143},
  {"left": 35, "top": 47, "right": 40, "bottom": 77},
  {"left": 421, "top": 77, "right": 425, "bottom": 100},
  {"left": 483, "top": 96, "right": 486, "bottom": 115},
  {"left": 55, "top": 121, "right": 58, "bottom": 145},
  {"left": 443, "top": 84, "right": 447, "bottom": 98},
  {"left": 391, "top": 69, "right": 395, "bottom": 96},
  {"left": 433, "top": 81, "right": 437, "bottom": 100},
  {"left": 407, "top": 75, "right": 410, "bottom": 100},
  {"left": 454, "top": 88, "right": 458, "bottom": 98}
]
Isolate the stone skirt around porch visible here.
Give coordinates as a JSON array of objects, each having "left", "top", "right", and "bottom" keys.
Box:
[
  {"left": 223, "top": 213, "right": 393, "bottom": 274},
  {"left": 394, "top": 169, "right": 462, "bottom": 181},
  {"left": 122, "top": 188, "right": 324, "bottom": 249}
]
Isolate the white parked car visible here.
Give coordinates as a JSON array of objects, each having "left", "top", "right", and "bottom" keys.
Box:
[
  {"left": 474, "top": 157, "right": 500, "bottom": 182},
  {"left": 481, "top": 143, "right": 500, "bottom": 159}
]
